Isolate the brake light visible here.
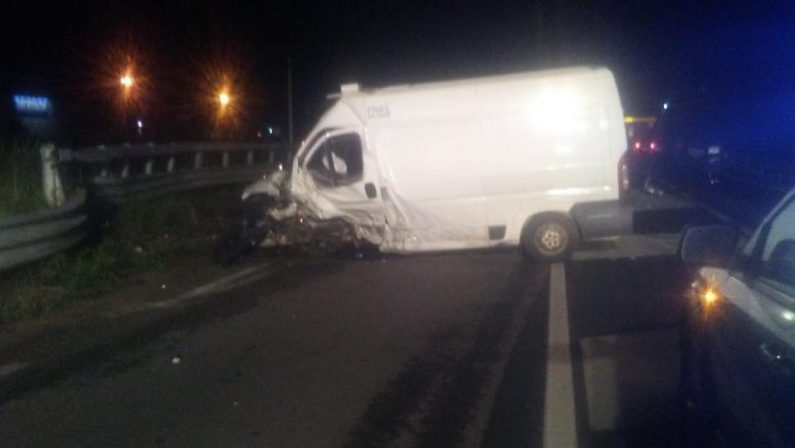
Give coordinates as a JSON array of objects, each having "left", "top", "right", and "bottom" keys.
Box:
[
  {"left": 649, "top": 141, "right": 659, "bottom": 153},
  {"left": 633, "top": 140, "right": 642, "bottom": 154}
]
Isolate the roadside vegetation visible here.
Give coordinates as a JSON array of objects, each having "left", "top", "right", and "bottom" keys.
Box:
[
  {"left": 0, "top": 140, "right": 47, "bottom": 217},
  {"left": 0, "top": 186, "right": 239, "bottom": 322}
]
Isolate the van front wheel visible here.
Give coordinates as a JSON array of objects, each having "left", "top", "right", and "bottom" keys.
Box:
[{"left": 521, "top": 214, "right": 577, "bottom": 261}]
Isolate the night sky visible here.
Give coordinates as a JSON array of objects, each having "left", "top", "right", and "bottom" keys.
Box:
[{"left": 2, "top": 1, "right": 794, "bottom": 146}]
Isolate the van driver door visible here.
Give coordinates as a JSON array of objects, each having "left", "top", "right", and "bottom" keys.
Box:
[{"left": 301, "top": 129, "right": 385, "bottom": 243}]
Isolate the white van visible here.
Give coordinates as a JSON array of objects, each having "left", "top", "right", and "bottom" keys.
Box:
[{"left": 242, "top": 66, "right": 628, "bottom": 261}]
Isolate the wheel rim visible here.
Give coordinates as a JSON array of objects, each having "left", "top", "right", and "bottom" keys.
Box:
[{"left": 534, "top": 222, "right": 568, "bottom": 256}]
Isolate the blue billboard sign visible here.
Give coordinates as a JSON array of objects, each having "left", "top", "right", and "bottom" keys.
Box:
[{"left": 13, "top": 95, "right": 51, "bottom": 114}]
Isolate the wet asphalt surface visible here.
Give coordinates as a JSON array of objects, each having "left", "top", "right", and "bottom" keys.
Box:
[
  {"left": 0, "top": 242, "right": 698, "bottom": 448},
  {"left": 0, "top": 251, "right": 550, "bottom": 447}
]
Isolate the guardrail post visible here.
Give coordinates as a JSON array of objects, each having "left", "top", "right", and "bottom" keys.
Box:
[
  {"left": 97, "top": 144, "right": 109, "bottom": 178},
  {"left": 194, "top": 152, "right": 203, "bottom": 169},
  {"left": 268, "top": 150, "right": 275, "bottom": 164},
  {"left": 145, "top": 158, "right": 154, "bottom": 175},
  {"left": 222, "top": 151, "right": 230, "bottom": 168},
  {"left": 40, "top": 144, "right": 65, "bottom": 206},
  {"left": 121, "top": 162, "right": 130, "bottom": 178},
  {"left": 246, "top": 150, "right": 254, "bottom": 165},
  {"left": 167, "top": 156, "right": 175, "bottom": 173}
]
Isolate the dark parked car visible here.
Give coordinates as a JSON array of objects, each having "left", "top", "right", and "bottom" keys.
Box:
[
  {"left": 680, "top": 187, "right": 795, "bottom": 447},
  {"left": 624, "top": 116, "right": 663, "bottom": 189}
]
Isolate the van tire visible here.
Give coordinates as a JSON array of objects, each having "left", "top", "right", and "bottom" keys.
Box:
[{"left": 520, "top": 213, "right": 577, "bottom": 261}]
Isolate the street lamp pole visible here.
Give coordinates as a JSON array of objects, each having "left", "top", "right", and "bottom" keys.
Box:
[{"left": 287, "top": 57, "right": 294, "bottom": 147}]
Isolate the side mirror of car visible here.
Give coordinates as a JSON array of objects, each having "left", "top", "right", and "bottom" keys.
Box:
[{"left": 680, "top": 224, "right": 739, "bottom": 267}]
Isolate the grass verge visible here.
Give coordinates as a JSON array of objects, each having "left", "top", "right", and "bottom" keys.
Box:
[
  {"left": 0, "top": 140, "right": 47, "bottom": 217},
  {"left": 0, "top": 186, "right": 240, "bottom": 323}
]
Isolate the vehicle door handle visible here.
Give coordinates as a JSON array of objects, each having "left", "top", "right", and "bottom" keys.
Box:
[
  {"left": 759, "top": 343, "right": 795, "bottom": 375},
  {"left": 364, "top": 183, "right": 377, "bottom": 199}
]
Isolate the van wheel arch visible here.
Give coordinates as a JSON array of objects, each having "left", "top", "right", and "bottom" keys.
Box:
[{"left": 519, "top": 212, "right": 579, "bottom": 261}]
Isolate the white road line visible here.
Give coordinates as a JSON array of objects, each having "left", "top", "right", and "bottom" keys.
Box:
[
  {"left": 543, "top": 263, "right": 578, "bottom": 448},
  {"left": 0, "top": 362, "right": 28, "bottom": 379},
  {"left": 111, "top": 265, "right": 267, "bottom": 316},
  {"left": 146, "top": 265, "right": 264, "bottom": 309},
  {"left": 166, "top": 266, "right": 264, "bottom": 303}
]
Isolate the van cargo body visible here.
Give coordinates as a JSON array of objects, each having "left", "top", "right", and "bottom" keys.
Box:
[{"left": 252, "top": 66, "right": 627, "bottom": 260}]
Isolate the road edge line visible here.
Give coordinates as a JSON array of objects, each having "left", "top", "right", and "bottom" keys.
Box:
[
  {"left": 112, "top": 265, "right": 266, "bottom": 316},
  {"left": 543, "top": 263, "right": 578, "bottom": 447}
]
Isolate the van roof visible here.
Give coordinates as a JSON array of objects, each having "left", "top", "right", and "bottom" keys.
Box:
[
  {"left": 326, "top": 66, "right": 617, "bottom": 127},
  {"left": 333, "top": 66, "right": 611, "bottom": 99}
]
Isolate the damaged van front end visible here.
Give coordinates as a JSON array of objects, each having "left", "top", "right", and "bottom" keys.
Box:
[
  {"left": 216, "top": 112, "right": 382, "bottom": 264},
  {"left": 232, "top": 169, "right": 364, "bottom": 254},
  {"left": 235, "top": 97, "right": 387, "bottom": 255}
]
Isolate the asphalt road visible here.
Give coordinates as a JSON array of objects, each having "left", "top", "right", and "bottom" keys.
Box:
[
  {"left": 0, "top": 251, "right": 549, "bottom": 447},
  {"left": 0, "top": 238, "right": 692, "bottom": 448}
]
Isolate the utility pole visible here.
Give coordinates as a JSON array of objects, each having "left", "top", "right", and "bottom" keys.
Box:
[{"left": 287, "top": 57, "right": 294, "bottom": 147}]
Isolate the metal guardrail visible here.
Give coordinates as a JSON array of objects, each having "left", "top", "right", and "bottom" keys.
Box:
[
  {"left": 0, "top": 190, "right": 87, "bottom": 271},
  {"left": 60, "top": 142, "right": 288, "bottom": 202},
  {"left": 0, "top": 142, "right": 286, "bottom": 271}
]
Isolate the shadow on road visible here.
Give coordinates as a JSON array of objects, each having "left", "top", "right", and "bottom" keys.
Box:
[{"left": 566, "top": 256, "right": 690, "bottom": 447}]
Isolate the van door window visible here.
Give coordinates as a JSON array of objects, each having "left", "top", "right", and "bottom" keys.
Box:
[
  {"left": 306, "top": 133, "right": 363, "bottom": 188},
  {"left": 297, "top": 127, "right": 338, "bottom": 167},
  {"left": 307, "top": 146, "right": 335, "bottom": 187}
]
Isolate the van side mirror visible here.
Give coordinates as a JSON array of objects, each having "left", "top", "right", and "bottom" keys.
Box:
[{"left": 680, "top": 225, "right": 739, "bottom": 267}]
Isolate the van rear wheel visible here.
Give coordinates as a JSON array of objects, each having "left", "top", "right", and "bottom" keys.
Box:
[{"left": 521, "top": 214, "right": 577, "bottom": 261}]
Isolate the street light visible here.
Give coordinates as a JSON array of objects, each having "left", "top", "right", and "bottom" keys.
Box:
[
  {"left": 218, "top": 89, "right": 231, "bottom": 109},
  {"left": 120, "top": 72, "right": 135, "bottom": 91}
]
